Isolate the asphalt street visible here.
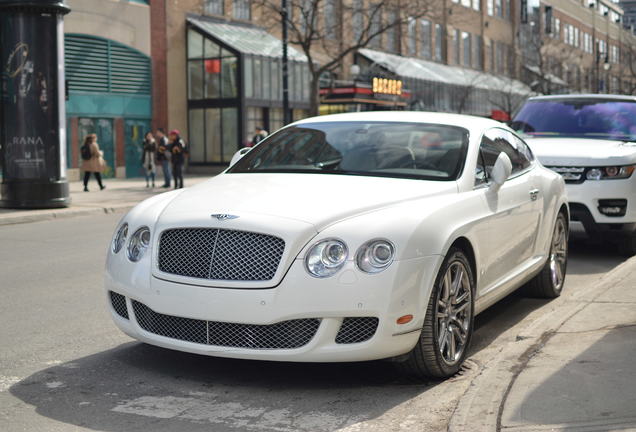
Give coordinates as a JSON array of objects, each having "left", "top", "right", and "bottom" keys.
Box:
[{"left": 0, "top": 213, "right": 627, "bottom": 432}]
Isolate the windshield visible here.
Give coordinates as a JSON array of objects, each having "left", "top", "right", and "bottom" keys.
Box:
[
  {"left": 511, "top": 99, "right": 636, "bottom": 141},
  {"left": 228, "top": 121, "right": 469, "bottom": 181}
]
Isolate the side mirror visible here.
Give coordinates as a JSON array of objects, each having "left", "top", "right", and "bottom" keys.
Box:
[
  {"left": 489, "top": 152, "right": 512, "bottom": 191},
  {"left": 229, "top": 147, "right": 252, "bottom": 168}
]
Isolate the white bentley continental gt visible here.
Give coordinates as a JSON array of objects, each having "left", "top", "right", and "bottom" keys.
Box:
[{"left": 106, "top": 112, "right": 568, "bottom": 379}]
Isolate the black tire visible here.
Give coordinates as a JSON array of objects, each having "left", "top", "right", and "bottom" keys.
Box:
[
  {"left": 395, "top": 247, "right": 475, "bottom": 380},
  {"left": 525, "top": 212, "right": 568, "bottom": 298}
]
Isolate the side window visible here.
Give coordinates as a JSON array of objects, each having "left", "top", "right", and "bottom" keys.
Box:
[
  {"left": 475, "top": 151, "right": 488, "bottom": 186},
  {"left": 481, "top": 128, "right": 532, "bottom": 177}
]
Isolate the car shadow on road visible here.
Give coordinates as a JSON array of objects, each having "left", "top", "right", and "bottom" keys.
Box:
[{"left": 9, "top": 340, "right": 470, "bottom": 432}]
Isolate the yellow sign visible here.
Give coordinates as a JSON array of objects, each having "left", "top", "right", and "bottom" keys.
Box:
[{"left": 372, "top": 77, "right": 403, "bottom": 95}]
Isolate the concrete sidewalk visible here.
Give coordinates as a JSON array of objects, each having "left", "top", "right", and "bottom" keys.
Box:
[
  {"left": 0, "top": 176, "right": 211, "bottom": 226},
  {"left": 451, "top": 254, "right": 636, "bottom": 432}
]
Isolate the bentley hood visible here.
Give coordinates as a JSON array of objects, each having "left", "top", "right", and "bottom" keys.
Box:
[
  {"left": 159, "top": 173, "right": 457, "bottom": 230},
  {"left": 525, "top": 137, "right": 636, "bottom": 166}
]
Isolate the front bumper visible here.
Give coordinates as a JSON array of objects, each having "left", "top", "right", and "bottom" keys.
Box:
[
  {"left": 105, "top": 255, "right": 442, "bottom": 362},
  {"left": 566, "top": 177, "right": 636, "bottom": 228}
]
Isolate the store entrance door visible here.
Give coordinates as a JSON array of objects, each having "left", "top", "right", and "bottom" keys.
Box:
[
  {"left": 78, "top": 118, "right": 115, "bottom": 178},
  {"left": 124, "top": 119, "right": 151, "bottom": 178}
]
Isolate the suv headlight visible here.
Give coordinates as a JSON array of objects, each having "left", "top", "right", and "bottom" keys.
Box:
[
  {"left": 127, "top": 226, "right": 151, "bottom": 262},
  {"left": 586, "top": 165, "right": 635, "bottom": 180},
  {"left": 305, "top": 239, "right": 348, "bottom": 278},
  {"left": 112, "top": 222, "right": 128, "bottom": 254},
  {"left": 356, "top": 239, "right": 395, "bottom": 273}
]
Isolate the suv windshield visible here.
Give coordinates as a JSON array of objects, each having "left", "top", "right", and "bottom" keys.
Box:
[
  {"left": 228, "top": 121, "right": 469, "bottom": 181},
  {"left": 511, "top": 99, "right": 636, "bottom": 141}
]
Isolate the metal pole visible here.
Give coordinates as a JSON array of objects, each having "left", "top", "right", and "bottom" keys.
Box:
[{"left": 282, "top": 0, "right": 291, "bottom": 124}]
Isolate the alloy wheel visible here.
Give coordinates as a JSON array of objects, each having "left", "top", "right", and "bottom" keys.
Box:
[
  {"left": 549, "top": 216, "right": 568, "bottom": 290},
  {"left": 436, "top": 261, "right": 472, "bottom": 366}
]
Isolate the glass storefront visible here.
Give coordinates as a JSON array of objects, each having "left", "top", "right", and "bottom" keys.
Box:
[{"left": 186, "top": 19, "right": 311, "bottom": 165}]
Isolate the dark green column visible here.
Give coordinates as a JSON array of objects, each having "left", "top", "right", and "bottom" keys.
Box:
[{"left": 0, "top": 0, "right": 71, "bottom": 208}]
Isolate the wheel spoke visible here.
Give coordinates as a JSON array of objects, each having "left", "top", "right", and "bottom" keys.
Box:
[
  {"left": 442, "top": 271, "right": 452, "bottom": 301},
  {"left": 453, "top": 326, "right": 466, "bottom": 344},
  {"left": 449, "top": 328, "right": 456, "bottom": 360},
  {"left": 454, "top": 301, "right": 469, "bottom": 314},
  {"left": 451, "top": 267, "right": 464, "bottom": 296},
  {"left": 438, "top": 325, "right": 448, "bottom": 350},
  {"left": 454, "top": 291, "right": 468, "bottom": 305}
]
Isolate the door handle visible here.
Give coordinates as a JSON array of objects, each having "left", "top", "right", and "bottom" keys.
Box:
[{"left": 529, "top": 189, "right": 540, "bottom": 201}]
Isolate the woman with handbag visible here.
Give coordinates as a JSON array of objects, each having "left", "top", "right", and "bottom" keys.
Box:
[
  {"left": 141, "top": 132, "right": 157, "bottom": 188},
  {"left": 80, "top": 133, "right": 106, "bottom": 192}
]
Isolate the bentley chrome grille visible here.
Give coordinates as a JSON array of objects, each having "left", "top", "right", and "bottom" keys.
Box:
[
  {"left": 132, "top": 300, "right": 321, "bottom": 349},
  {"left": 158, "top": 228, "right": 285, "bottom": 281}
]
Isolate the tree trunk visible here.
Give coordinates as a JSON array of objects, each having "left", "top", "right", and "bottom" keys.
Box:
[{"left": 309, "top": 73, "right": 321, "bottom": 117}]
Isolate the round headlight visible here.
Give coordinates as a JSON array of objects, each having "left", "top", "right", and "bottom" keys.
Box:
[
  {"left": 112, "top": 222, "right": 128, "bottom": 254},
  {"left": 305, "top": 239, "right": 348, "bottom": 278},
  {"left": 586, "top": 168, "right": 602, "bottom": 180},
  {"left": 356, "top": 239, "right": 395, "bottom": 273},
  {"left": 127, "top": 226, "right": 151, "bottom": 262}
]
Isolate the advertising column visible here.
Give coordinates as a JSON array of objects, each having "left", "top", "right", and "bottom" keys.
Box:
[{"left": 0, "top": 0, "right": 71, "bottom": 208}]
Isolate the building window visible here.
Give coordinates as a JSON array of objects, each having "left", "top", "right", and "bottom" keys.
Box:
[
  {"left": 385, "top": 10, "right": 398, "bottom": 52},
  {"left": 454, "top": 29, "right": 461, "bottom": 65},
  {"left": 472, "top": 0, "right": 480, "bottom": 11},
  {"left": 421, "top": 19, "right": 432, "bottom": 59},
  {"left": 407, "top": 17, "right": 417, "bottom": 56},
  {"left": 487, "top": 0, "right": 493, "bottom": 16},
  {"left": 490, "top": 40, "right": 495, "bottom": 72},
  {"left": 352, "top": 0, "right": 363, "bottom": 42},
  {"left": 369, "top": 4, "right": 382, "bottom": 48},
  {"left": 324, "top": 0, "right": 337, "bottom": 39},
  {"left": 495, "top": 0, "right": 502, "bottom": 17},
  {"left": 504, "top": 0, "right": 510, "bottom": 19},
  {"left": 462, "top": 31, "right": 471, "bottom": 66},
  {"left": 473, "top": 34, "right": 482, "bottom": 70},
  {"left": 435, "top": 23, "right": 443, "bottom": 62},
  {"left": 233, "top": 0, "right": 251, "bottom": 20},
  {"left": 204, "top": 0, "right": 223, "bottom": 15},
  {"left": 461, "top": 0, "right": 471, "bottom": 8}
]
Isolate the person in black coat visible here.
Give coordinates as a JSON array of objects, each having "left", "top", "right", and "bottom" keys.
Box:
[{"left": 168, "top": 129, "right": 186, "bottom": 189}]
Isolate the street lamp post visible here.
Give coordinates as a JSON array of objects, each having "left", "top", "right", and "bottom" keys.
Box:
[
  {"left": 0, "top": 0, "right": 71, "bottom": 208},
  {"left": 281, "top": 0, "right": 291, "bottom": 125}
]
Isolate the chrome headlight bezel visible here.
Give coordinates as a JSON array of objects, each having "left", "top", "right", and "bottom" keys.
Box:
[
  {"left": 305, "top": 238, "right": 348, "bottom": 278},
  {"left": 127, "top": 226, "right": 151, "bottom": 262},
  {"left": 355, "top": 239, "right": 396, "bottom": 274},
  {"left": 112, "top": 222, "right": 128, "bottom": 254}
]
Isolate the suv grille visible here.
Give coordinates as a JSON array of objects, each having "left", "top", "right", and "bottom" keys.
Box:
[
  {"left": 109, "top": 291, "right": 129, "bottom": 319},
  {"left": 335, "top": 317, "right": 379, "bottom": 344},
  {"left": 546, "top": 166, "right": 586, "bottom": 183},
  {"left": 158, "top": 228, "right": 285, "bottom": 281},
  {"left": 132, "top": 300, "right": 321, "bottom": 349}
]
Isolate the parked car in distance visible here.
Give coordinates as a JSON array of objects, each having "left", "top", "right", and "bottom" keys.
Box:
[
  {"left": 512, "top": 94, "right": 636, "bottom": 255},
  {"left": 105, "top": 112, "right": 568, "bottom": 379}
]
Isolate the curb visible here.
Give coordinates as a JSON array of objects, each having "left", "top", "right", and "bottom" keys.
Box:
[
  {"left": 448, "top": 255, "right": 636, "bottom": 432},
  {"left": 0, "top": 204, "right": 134, "bottom": 226}
]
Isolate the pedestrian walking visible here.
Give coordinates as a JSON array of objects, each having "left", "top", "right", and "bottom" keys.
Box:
[
  {"left": 156, "top": 128, "right": 172, "bottom": 188},
  {"left": 80, "top": 134, "right": 106, "bottom": 192},
  {"left": 141, "top": 132, "right": 157, "bottom": 188},
  {"left": 169, "top": 129, "right": 187, "bottom": 189},
  {"left": 251, "top": 126, "right": 268, "bottom": 146}
]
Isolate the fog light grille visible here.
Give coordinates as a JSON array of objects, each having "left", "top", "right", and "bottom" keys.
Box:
[
  {"left": 335, "top": 317, "right": 379, "bottom": 344},
  {"left": 109, "top": 291, "right": 129, "bottom": 319},
  {"left": 131, "top": 300, "right": 320, "bottom": 349},
  {"left": 598, "top": 199, "right": 627, "bottom": 217}
]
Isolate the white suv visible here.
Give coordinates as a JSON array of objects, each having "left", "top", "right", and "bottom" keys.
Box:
[{"left": 512, "top": 94, "right": 636, "bottom": 255}]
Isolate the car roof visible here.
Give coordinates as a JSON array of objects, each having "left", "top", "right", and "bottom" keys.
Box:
[
  {"left": 292, "top": 111, "right": 507, "bottom": 132},
  {"left": 527, "top": 94, "right": 636, "bottom": 102}
]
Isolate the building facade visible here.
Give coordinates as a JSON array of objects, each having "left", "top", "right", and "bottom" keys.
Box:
[
  {"left": 148, "top": 0, "right": 636, "bottom": 172},
  {"left": 64, "top": 0, "right": 152, "bottom": 180}
]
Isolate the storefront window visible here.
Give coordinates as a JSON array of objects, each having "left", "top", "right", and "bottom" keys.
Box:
[
  {"left": 270, "top": 108, "right": 284, "bottom": 132},
  {"left": 187, "top": 29, "right": 238, "bottom": 101},
  {"left": 222, "top": 109, "right": 238, "bottom": 160},
  {"left": 253, "top": 57, "right": 262, "bottom": 99},
  {"left": 189, "top": 61, "right": 204, "bottom": 99},
  {"left": 189, "top": 109, "right": 205, "bottom": 162},
  {"left": 188, "top": 30, "right": 204, "bottom": 59},
  {"left": 271, "top": 60, "right": 280, "bottom": 101},
  {"left": 205, "top": 108, "right": 222, "bottom": 162},
  {"left": 247, "top": 107, "right": 264, "bottom": 142},
  {"left": 262, "top": 58, "right": 271, "bottom": 100},
  {"left": 221, "top": 55, "right": 238, "bottom": 98},
  {"left": 244, "top": 57, "right": 253, "bottom": 98}
]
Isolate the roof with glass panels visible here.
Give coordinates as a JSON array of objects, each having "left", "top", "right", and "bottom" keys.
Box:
[
  {"left": 359, "top": 48, "right": 532, "bottom": 95},
  {"left": 188, "top": 16, "right": 307, "bottom": 61}
]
